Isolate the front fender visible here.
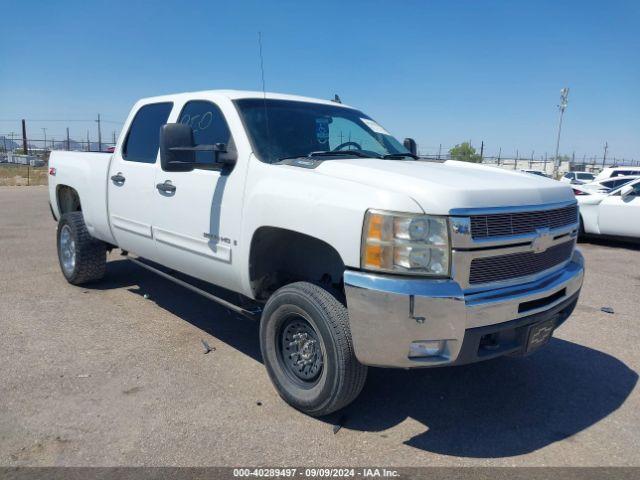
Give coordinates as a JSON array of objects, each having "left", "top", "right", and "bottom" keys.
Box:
[{"left": 238, "top": 159, "right": 423, "bottom": 296}]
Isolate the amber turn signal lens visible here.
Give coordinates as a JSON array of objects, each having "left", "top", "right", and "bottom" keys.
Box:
[{"left": 367, "top": 213, "right": 383, "bottom": 241}]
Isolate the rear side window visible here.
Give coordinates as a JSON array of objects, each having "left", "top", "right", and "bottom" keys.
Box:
[
  {"left": 123, "top": 102, "right": 173, "bottom": 163},
  {"left": 178, "top": 100, "right": 231, "bottom": 165},
  {"left": 577, "top": 172, "right": 594, "bottom": 180}
]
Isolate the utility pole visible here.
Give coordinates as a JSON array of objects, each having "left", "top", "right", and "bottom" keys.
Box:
[
  {"left": 515, "top": 149, "right": 519, "bottom": 170},
  {"left": 553, "top": 87, "right": 569, "bottom": 179},
  {"left": 96, "top": 114, "right": 102, "bottom": 152},
  {"left": 42, "top": 128, "right": 47, "bottom": 152},
  {"left": 602, "top": 141, "right": 608, "bottom": 169},
  {"left": 66, "top": 127, "right": 70, "bottom": 151},
  {"left": 112, "top": 130, "right": 116, "bottom": 145},
  {"left": 87, "top": 130, "right": 90, "bottom": 151},
  {"left": 437, "top": 144, "right": 442, "bottom": 160},
  {"left": 21, "top": 119, "right": 28, "bottom": 154},
  {"left": 497, "top": 147, "right": 501, "bottom": 165},
  {"left": 480, "top": 141, "right": 484, "bottom": 161},
  {"left": 530, "top": 150, "right": 534, "bottom": 168}
]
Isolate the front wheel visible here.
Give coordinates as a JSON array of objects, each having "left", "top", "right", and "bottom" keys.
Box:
[
  {"left": 57, "top": 212, "right": 106, "bottom": 285},
  {"left": 260, "top": 282, "right": 367, "bottom": 416}
]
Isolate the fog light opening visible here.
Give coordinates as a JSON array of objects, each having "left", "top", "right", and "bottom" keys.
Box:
[
  {"left": 409, "top": 340, "right": 446, "bottom": 358},
  {"left": 480, "top": 333, "right": 500, "bottom": 351}
]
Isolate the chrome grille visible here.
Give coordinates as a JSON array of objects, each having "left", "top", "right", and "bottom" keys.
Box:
[
  {"left": 469, "top": 241, "right": 574, "bottom": 285},
  {"left": 470, "top": 205, "right": 578, "bottom": 239}
]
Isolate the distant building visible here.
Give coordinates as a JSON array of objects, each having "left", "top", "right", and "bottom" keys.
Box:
[{"left": 7, "top": 152, "right": 45, "bottom": 167}]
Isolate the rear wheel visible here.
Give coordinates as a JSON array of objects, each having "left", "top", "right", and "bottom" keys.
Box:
[
  {"left": 57, "top": 212, "right": 106, "bottom": 285},
  {"left": 260, "top": 282, "right": 367, "bottom": 416}
]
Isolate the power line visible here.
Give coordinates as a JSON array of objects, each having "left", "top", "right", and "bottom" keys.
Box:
[{"left": 0, "top": 118, "right": 123, "bottom": 124}]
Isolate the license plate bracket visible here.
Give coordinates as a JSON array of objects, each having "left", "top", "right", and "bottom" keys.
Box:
[{"left": 525, "top": 318, "right": 557, "bottom": 353}]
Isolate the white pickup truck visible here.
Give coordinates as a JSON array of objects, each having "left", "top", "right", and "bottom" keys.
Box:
[{"left": 48, "top": 90, "right": 584, "bottom": 416}]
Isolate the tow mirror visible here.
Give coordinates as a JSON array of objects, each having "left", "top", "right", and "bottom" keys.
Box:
[
  {"left": 160, "top": 123, "right": 196, "bottom": 172},
  {"left": 160, "top": 123, "right": 238, "bottom": 172},
  {"left": 403, "top": 138, "right": 418, "bottom": 156}
]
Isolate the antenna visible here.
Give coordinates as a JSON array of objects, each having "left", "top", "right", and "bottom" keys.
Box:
[{"left": 258, "top": 31, "right": 272, "bottom": 161}]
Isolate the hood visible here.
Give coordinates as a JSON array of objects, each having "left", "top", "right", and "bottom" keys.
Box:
[{"left": 314, "top": 159, "right": 575, "bottom": 214}]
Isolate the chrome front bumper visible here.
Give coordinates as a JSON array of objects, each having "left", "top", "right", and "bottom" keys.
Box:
[{"left": 344, "top": 249, "right": 584, "bottom": 368}]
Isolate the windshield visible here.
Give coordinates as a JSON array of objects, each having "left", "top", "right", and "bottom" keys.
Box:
[{"left": 235, "top": 99, "right": 410, "bottom": 163}]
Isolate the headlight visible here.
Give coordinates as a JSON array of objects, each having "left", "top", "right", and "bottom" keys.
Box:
[{"left": 361, "top": 210, "right": 450, "bottom": 276}]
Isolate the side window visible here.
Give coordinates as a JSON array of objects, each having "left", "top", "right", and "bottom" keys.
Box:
[
  {"left": 123, "top": 102, "right": 173, "bottom": 163},
  {"left": 178, "top": 100, "right": 231, "bottom": 165},
  {"left": 565, "top": 173, "right": 575, "bottom": 179}
]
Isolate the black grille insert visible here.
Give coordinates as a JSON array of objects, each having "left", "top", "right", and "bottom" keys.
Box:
[
  {"left": 469, "top": 241, "right": 574, "bottom": 285},
  {"left": 470, "top": 205, "right": 578, "bottom": 239}
]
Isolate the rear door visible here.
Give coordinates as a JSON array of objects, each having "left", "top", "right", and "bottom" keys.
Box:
[
  {"left": 151, "top": 99, "right": 244, "bottom": 292},
  {"left": 108, "top": 102, "right": 173, "bottom": 259},
  {"left": 597, "top": 182, "right": 640, "bottom": 237}
]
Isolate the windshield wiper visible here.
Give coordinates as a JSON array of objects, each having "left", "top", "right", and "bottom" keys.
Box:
[
  {"left": 309, "top": 150, "right": 380, "bottom": 158},
  {"left": 277, "top": 150, "right": 380, "bottom": 162},
  {"left": 382, "top": 153, "right": 419, "bottom": 160}
]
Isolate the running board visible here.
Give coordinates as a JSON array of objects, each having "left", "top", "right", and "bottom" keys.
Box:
[{"left": 126, "top": 256, "right": 262, "bottom": 319}]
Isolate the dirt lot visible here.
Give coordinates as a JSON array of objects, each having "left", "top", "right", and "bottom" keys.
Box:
[
  {"left": 0, "top": 186, "right": 639, "bottom": 466},
  {"left": 0, "top": 165, "right": 48, "bottom": 186}
]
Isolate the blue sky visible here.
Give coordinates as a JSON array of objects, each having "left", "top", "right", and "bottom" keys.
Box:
[{"left": 1, "top": 0, "right": 638, "bottom": 160}]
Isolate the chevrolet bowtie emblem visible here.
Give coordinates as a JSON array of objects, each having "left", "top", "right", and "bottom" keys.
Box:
[{"left": 531, "top": 227, "right": 553, "bottom": 253}]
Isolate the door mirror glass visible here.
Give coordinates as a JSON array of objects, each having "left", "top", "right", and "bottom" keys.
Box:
[{"left": 403, "top": 138, "right": 418, "bottom": 156}]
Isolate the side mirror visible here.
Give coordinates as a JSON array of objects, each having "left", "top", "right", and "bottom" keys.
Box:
[
  {"left": 403, "top": 138, "right": 418, "bottom": 156},
  {"left": 620, "top": 184, "right": 634, "bottom": 198},
  {"left": 160, "top": 123, "right": 195, "bottom": 172},
  {"left": 160, "top": 123, "right": 238, "bottom": 172}
]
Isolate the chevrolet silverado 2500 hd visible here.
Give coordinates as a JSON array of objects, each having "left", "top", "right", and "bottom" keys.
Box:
[{"left": 48, "top": 90, "right": 584, "bottom": 416}]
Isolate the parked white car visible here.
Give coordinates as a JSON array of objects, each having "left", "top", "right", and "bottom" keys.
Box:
[
  {"left": 577, "top": 178, "right": 640, "bottom": 240},
  {"left": 560, "top": 171, "right": 596, "bottom": 185},
  {"left": 48, "top": 89, "right": 584, "bottom": 415},
  {"left": 595, "top": 166, "right": 640, "bottom": 181},
  {"left": 576, "top": 175, "right": 639, "bottom": 194}
]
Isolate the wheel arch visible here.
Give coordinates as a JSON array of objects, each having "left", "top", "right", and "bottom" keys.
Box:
[
  {"left": 249, "top": 226, "right": 346, "bottom": 301},
  {"left": 56, "top": 185, "right": 82, "bottom": 215}
]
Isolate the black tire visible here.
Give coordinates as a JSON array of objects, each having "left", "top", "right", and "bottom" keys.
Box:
[
  {"left": 260, "top": 282, "right": 367, "bottom": 417},
  {"left": 578, "top": 214, "right": 586, "bottom": 241},
  {"left": 56, "top": 212, "right": 106, "bottom": 285}
]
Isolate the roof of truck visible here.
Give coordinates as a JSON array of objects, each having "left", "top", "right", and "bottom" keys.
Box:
[{"left": 137, "top": 89, "right": 354, "bottom": 108}]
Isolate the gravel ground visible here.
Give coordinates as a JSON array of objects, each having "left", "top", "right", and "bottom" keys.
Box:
[{"left": 0, "top": 186, "right": 638, "bottom": 466}]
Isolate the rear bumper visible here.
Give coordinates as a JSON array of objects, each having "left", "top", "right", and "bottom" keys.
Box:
[{"left": 344, "top": 249, "right": 584, "bottom": 368}]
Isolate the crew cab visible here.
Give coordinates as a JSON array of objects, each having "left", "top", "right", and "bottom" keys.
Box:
[{"left": 48, "top": 90, "right": 584, "bottom": 415}]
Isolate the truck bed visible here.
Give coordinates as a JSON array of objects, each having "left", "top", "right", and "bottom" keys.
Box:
[{"left": 48, "top": 151, "right": 116, "bottom": 245}]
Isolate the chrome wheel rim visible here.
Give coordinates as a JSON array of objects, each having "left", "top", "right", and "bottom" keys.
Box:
[{"left": 59, "top": 225, "right": 76, "bottom": 275}]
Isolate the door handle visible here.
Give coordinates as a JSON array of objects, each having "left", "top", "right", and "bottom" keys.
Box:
[
  {"left": 110, "top": 173, "right": 126, "bottom": 184},
  {"left": 156, "top": 180, "right": 176, "bottom": 194}
]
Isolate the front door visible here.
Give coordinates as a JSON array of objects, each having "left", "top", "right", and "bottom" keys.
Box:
[
  {"left": 108, "top": 102, "right": 173, "bottom": 260},
  {"left": 152, "top": 100, "right": 243, "bottom": 292},
  {"left": 597, "top": 182, "right": 640, "bottom": 237}
]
